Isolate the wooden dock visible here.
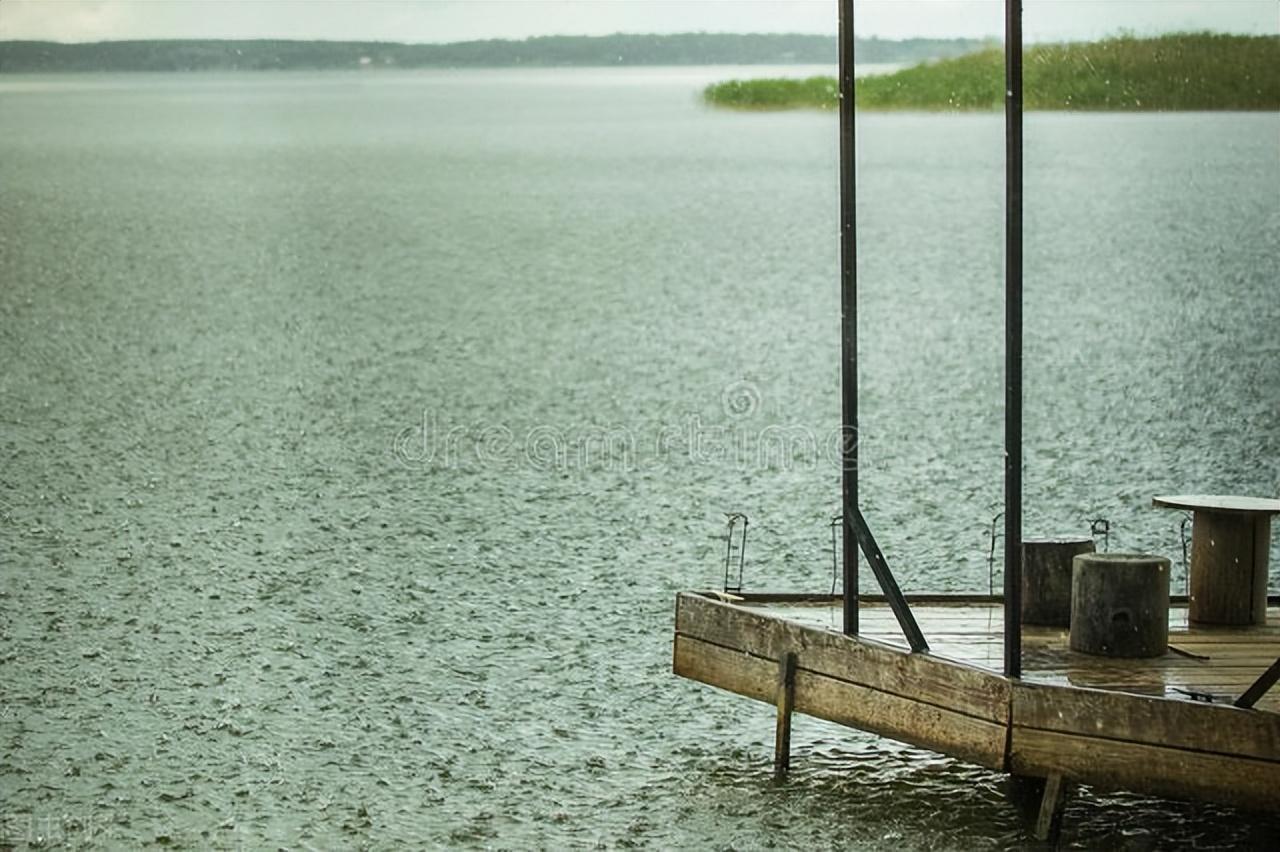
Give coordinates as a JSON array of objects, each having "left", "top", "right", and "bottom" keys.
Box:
[{"left": 673, "top": 592, "right": 1280, "bottom": 818}]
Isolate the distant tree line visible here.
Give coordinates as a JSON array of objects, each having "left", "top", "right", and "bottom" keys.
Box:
[
  {"left": 704, "top": 34, "right": 1280, "bottom": 111},
  {"left": 0, "top": 34, "right": 993, "bottom": 73}
]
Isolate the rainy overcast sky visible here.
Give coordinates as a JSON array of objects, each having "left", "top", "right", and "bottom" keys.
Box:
[{"left": 0, "top": 0, "right": 1275, "bottom": 43}]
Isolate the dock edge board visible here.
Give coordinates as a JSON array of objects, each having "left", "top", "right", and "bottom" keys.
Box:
[{"left": 672, "top": 591, "right": 1280, "bottom": 811}]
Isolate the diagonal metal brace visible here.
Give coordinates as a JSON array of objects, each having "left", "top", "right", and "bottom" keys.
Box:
[
  {"left": 1234, "top": 656, "right": 1280, "bottom": 709},
  {"left": 847, "top": 508, "right": 929, "bottom": 653}
]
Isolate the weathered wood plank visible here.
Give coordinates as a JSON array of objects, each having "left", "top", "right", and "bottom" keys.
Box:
[
  {"left": 878, "top": 645, "right": 1280, "bottom": 669},
  {"left": 1169, "top": 639, "right": 1280, "bottom": 651},
  {"left": 1009, "top": 726, "right": 1280, "bottom": 812},
  {"left": 835, "top": 604, "right": 1280, "bottom": 631},
  {"left": 673, "top": 634, "right": 772, "bottom": 703},
  {"left": 737, "top": 592, "right": 1007, "bottom": 605},
  {"left": 1012, "top": 681, "right": 1280, "bottom": 763},
  {"left": 1056, "top": 653, "right": 1280, "bottom": 669},
  {"left": 1171, "top": 628, "right": 1280, "bottom": 643},
  {"left": 676, "top": 594, "right": 1280, "bottom": 806},
  {"left": 675, "top": 592, "right": 1010, "bottom": 724},
  {"left": 1027, "top": 679, "right": 1280, "bottom": 712},
  {"left": 673, "top": 635, "right": 1009, "bottom": 769},
  {"left": 1058, "top": 664, "right": 1280, "bottom": 681},
  {"left": 1147, "top": 652, "right": 1280, "bottom": 667}
]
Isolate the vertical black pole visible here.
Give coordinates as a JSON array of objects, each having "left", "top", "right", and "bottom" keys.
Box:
[
  {"left": 838, "top": 0, "right": 859, "bottom": 635},
  {"left": 1003, "top": 0, "right": 1024, "bottom": 678}
]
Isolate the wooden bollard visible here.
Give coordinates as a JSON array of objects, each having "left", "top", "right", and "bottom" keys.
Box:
[
  {"left": 1070, "top": 553, "right": 1170, "bottom": 658},
  {"left": 773, "top": 652, "right": 797, "bottom": 779},
  {"left": 1021, "top": 537, "right": 1096, "bottom": 626}
]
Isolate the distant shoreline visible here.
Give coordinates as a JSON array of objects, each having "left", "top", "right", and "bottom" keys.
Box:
[
  {"left": 0, "top": 34, "right": 989, "bottom": 73},
  {"left": 704, "top": 33, "right": 1280, "bottom": 112}
]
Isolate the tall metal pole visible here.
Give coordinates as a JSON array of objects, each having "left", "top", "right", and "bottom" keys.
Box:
[
  {"left": 1003, "top": 0, "right": 1024, "bottom": 677},
  {"left": 838, "top": 0, "right": 859, "bottom": 635}
]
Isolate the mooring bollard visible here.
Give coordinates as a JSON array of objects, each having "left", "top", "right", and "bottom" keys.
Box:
[
  {"left": 1021, "top": 537, "right": 1096, "bottom": 627},
  {"left": 1070, "top": 553, "right": 1170, "bottom": 657}
]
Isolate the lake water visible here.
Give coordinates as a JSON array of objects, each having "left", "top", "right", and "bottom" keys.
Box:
[{"left": 2, "top": 68, "right": 1277, "bottom": 848}]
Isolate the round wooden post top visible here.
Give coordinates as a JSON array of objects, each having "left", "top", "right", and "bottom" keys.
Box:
[
  {"left": 1075, "top": 551, "right": 1171, "bottom": 566},
  {"left": 1152, "top": 495, "right": 1280, "bottom": 515}
]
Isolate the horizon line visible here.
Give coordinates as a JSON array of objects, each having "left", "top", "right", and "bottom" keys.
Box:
[{"left": 4, "top": 29, "right": 1271, "bottom": 48}]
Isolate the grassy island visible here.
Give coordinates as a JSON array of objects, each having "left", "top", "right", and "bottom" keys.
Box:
[{"left": 703, "top": 33, "right": 1280, "bottom": 111}]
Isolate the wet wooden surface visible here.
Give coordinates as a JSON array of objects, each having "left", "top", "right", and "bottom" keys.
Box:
[
  {"left": 756, "top": 601, "right": 1280, "bottom": 713},
  {"left": 674, "top": 594, "right": 1011, "bottom": 769},
  {"left": 676, "top": 593, "right": 1280, "bottom": 809}
]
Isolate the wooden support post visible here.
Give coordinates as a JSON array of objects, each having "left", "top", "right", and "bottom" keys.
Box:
[
  {"left": 1034, "top": 773, "right": 1066, "bottom": 841},
  {"left": 773, "top": 652, "right": 798, "bottom": 779}
]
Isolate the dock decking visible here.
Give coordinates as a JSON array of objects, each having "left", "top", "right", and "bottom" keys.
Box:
[
  {"left": 673, "top": 592, "right": 1280, "bottom": 813},
  {"left": 764, "top": 598, "right": 1280, "bottom": 712}
]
